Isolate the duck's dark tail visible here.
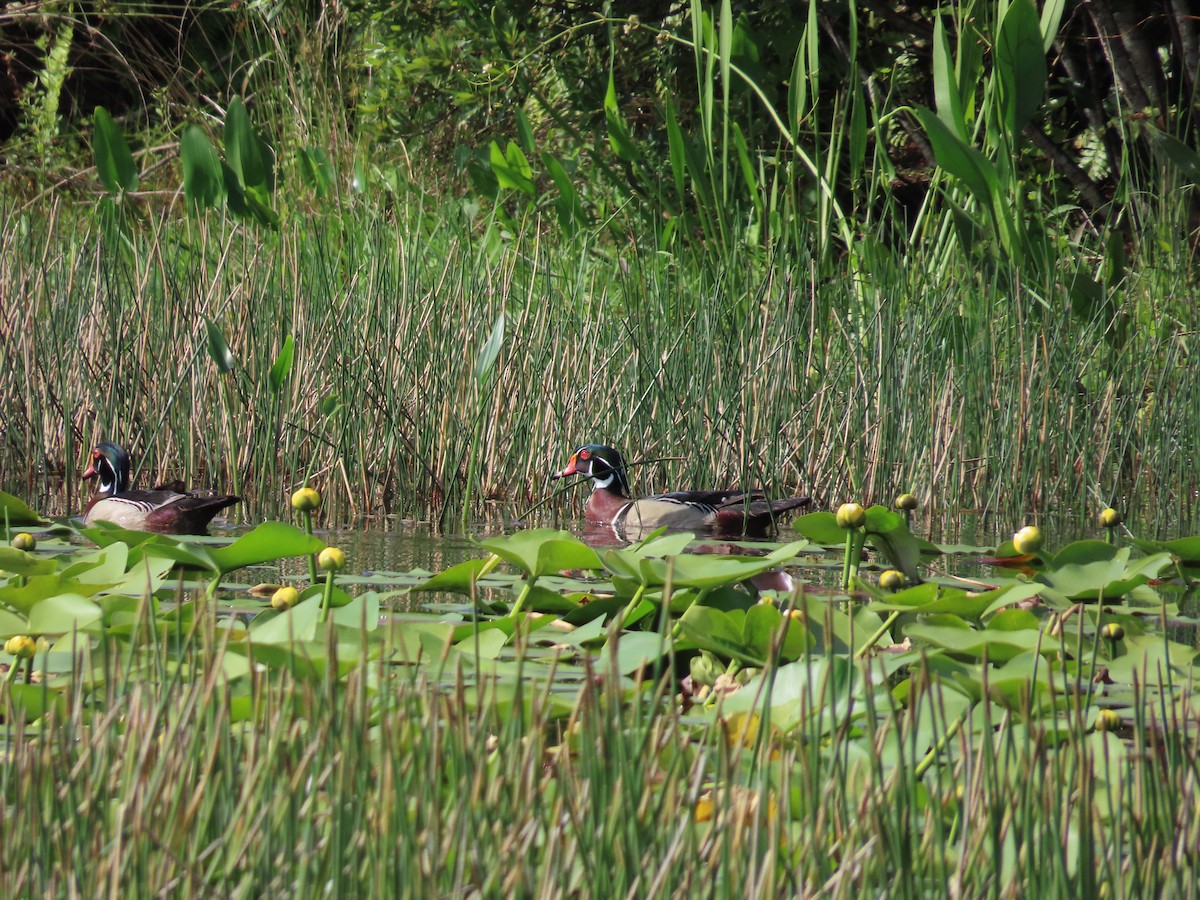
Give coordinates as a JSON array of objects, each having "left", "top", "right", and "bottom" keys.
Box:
[
  {"left": 146, "top": 493, "right": 241, "bottom": 535},
  {"left": 714, "top": 495, "right": 812, "bottom": 536}
]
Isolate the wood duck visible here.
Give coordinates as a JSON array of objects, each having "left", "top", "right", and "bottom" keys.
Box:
[
  {"left": 552, "top": 444, "right": 811, "bottom": 537},
  {"left": 81, "top": 442, "right": 240, "bottom": 534}
]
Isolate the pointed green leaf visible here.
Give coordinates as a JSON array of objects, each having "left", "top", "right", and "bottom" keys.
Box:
[
  {"left": 0, "top": 490, "right": 43, "bottom": 525},
  {"left": 93, "top": 106, "right": 138, "bottom": 194},
  {"left": 224, "top": 97, "right": 266, "bottom": 190},
  {"left": 207, "top": 522, "right": 325, "bottom": 575},
  {"left": 180, "top": 125, "right": 223, "bottom": 210},
  {"left": 204, "top": 317, "right": 235, "bottom": 373},
  {"left": 604, "top": 70, "right": 639, "bottom": 163},
  {"left": 269, "top": 334, "right": 295, "bottom": 393},
  {"left": 995, "top": 0, "right": 1047, "bottom": 136},
  {"left": 474, "top": 312, "right": 505, "bottom": 384}
]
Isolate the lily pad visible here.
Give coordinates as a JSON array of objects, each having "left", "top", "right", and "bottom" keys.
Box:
[
  {"left": 0, "top": 490, "right": 44, "bottom": 525},
  {"left": 476, "top": 529, "right": 603, "bottom": 578}
]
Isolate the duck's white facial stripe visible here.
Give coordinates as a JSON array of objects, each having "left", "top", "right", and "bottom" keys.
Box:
[
  {"left": 592, "top": 472, "right": 616, "bottom": 490},
  {"left": 97, "top": 459, "right": 117, "bottom": 495}
]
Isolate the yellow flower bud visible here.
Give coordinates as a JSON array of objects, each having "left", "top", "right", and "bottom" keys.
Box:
[
  {"left": 1012, "top": 525, "right": 1043, "bottom": 555},
  {"left": 291, "top": 487, "right": 322, "bottom": 512},
  {"left": 1095, "top": 709, "right": 1122, "bottom": 732},
  {"left": 318, "top": 546, "right": 346, "bottom": 572},
  {"left": 271, "top": 586, "right": 301, "bottom": 610},
  {"left": 1100, "top": 622, "right": 1124, "bottom": 641},
  {"left": 5, "top": 635, "right": 37, "bottom": 659},
  {"left": 11, "top": 533, "right": 36, "bottom": 551},
  {"left": 1098, "top": 507, "right": 1121, "bottom": 529},
  {"left": 894, "top": 493, "right": 918, "bottom": 511},
  {"left": 879, "top": 569, "right": 906, "bottom": 591},
  {"left": 836, "top": 502, "right": 866, "bottom": 529}
]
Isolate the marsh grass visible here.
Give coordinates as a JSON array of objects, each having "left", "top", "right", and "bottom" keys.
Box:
[
  {"left": 2, "top": 187, "right": 1197, "bottom": 533},
  {"left": 3, "top": 599, "right": 1200, "bottom": 896}
]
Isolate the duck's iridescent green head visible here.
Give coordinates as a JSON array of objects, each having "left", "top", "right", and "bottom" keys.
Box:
[
  {"left": 552, "top": 444, "right": 631, "bottom": 497},
  {"left": 82, "top": 442, "right": 131, "bottom": 496}
]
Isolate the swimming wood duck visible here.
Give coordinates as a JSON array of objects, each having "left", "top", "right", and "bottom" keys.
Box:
[
  {"left": 552, "top": 444, "right": 811, "bottom": 537},
  {"left": 81, "top": 442, "right": 240, "bottom": 534}
]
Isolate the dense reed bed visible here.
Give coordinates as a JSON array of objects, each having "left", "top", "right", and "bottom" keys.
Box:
[
  {"left": 3, "top": 599, "right": 1199, "bottom": 897},
  {"left": 2, "top": 192, "right": 1196, "bottom": 534}
]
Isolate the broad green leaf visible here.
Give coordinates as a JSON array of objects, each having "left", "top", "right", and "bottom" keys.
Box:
[
  {"left": 0, "top": 547, "right": 56, "bottom": 577},
  {"left": 411, "top": 558, "right": 492, "bottom": 594},
  {"left": 913, "top": 106, "right": 998, "bottom": 207},
  {"left": 475, "top": 529, "right": 601, "bottom": 579},
  {"left": 792, "top": 511, "right": 847, "bottom": 545},
  {"left": 250, "top": 594, "right": 321, "bottom": 643},
  {"left": 1039, "top": 0, "right": 1068, "bottom": 53},
  {"left": 1037, "top": 545, "right": 1172, "bottom": 601},
  {"left": 180, "top": 125, "right": 223, "bottom": 210},
  {"left": 220, "top": 161, "right": 251, "bottom": 220},
  {"left": 319, "top": 394, "right": 342, "bottom": 416},
  {"left": 666, "top": 103, "right": 687, "bottom": 201},
  {"left": 93, "top": 106, "right": 138, "bottom": 194},
  {"left": 269, "top": 334, "right": 295, "bottom": 393},
  {"left": 906, "top": 622, "right": 1060, "bottom": 663},
  {"left": 995, "top": 0, "right": 1047, "bottom": 136},
  {"left": 0, "top": 607, "right": 29, "bottom": 636},
  {"left": 864, "top": 505, "right": 923, "bottom": 582},
  {"left": 677, "top": 605, "right": 759, "bottom": 664},
  {"left": 1145, "top": 127, "right": 1200, "bottom": 184},
  {"left": 1107, "top": 634, "right": 1200, "bottom": 686},
  {"left": 604, "top": 70, "right": 638, "bottom": 162},
  {"left": 224, "top": 97, "right": 266, "bottom": 190},
  {"left": 787, "top": 26, "right": 809, "bottom": 134},
  {"left": 28, "top": 593, "right": 103, "bottom": 634},
  {"left": 0, "top": 490, "right": 44, "bottom": 525},
  {"left": 298, "top": 146, "right": 334, "bottom": 196},
  {"left": 489, "top": 141, "right": 535, "bottom": 194},
  {"left": 6, "top": 683, "right": 65, "bottom": 722},
  {"left": 204, "top": 317, "right": 235, "bottom": 373},
  {"left": 454, "top": 627, "right": 508, "bottom": 661},
  {"left": 207, "top": 522, "right": 325, "bottom": 575},
  {"left": 514, "top": 107, "right": 536, "bottom": 155},
  {"left": 474, "top": 312, "right": 505, "bottom": 384},
  {"left": 932, "top": 16, "right": 967, "bottom": 140},
  {"left": 243, "top": 183, "right": 280, "bottom": 229}
]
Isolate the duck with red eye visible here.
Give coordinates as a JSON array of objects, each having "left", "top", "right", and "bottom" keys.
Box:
[
  {"left": 81, "top": 441, "right": 240, "bottom": 535},
  {"left": 552, "top": 443, "right": 810, "bottom": 537}
]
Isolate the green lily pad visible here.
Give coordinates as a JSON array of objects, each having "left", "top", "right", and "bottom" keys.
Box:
[
  {"left": 27, "top": 593, "right": 104, "bottom": 634},
  {"left": 596, "top": 631, "right": 672, "bottom": 675},
  {"left": 476, "top": 529, "right": 603, "bottom": 578},
  {"left": 250, "top": 594, "right": 322, "bottom": 643},
  {"left": 411, "top": 558, "right": 493, "bottom": 594},
  {"left": 1036, "top": 545, "right": 1172, "bottom": 601},
  {"left": 208, "top": 522, "right": 326, "bottom": 574},
  {"left": 905, "top": 621, "right": 1061, "bottom": 664},
  {"left": 0, "top": 490, "right": 44, "bottom": 525},
  {"left": 0, "top": 547, "right": 57, "bottom": 577},
  {"left": 863, "top": 506, "right": 924, "bottom": 583}
]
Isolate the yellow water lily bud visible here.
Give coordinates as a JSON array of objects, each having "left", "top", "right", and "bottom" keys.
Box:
[
  {"left": 11, "top": 533, "right": 36, "bottom": 551},
  {"left": 1095, "top": 709, "right": 1121, "bottom": 732},
  {"left": 291, "top": 487, "right": 322, "bottom": 512},
  {"left": 880, "top": 569, "right": 905, "bottom": 591},
  {"left": 1012, "top": 525, "right": 1043, "bottom": 555},
  {"left": 318, "top": 546, "right": 346, "bottom": 572},
  {"left": 271, "top": 586, "right": 301, "bottom": 610},
  {"left": 5, "top": 635, "right": 37, "bottom": 659},
  {"left": 836, "top": 502, "right": 866, "bottom": 529},
  {"left": 1100, "top": 622, "right": 1124, "bottom": 641},
  {"left": 894, "top": 493, "right": 918, "bottom": 511},
  {"left": 1098, "top": 507, "right": 1121, "bottom": 529}
]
